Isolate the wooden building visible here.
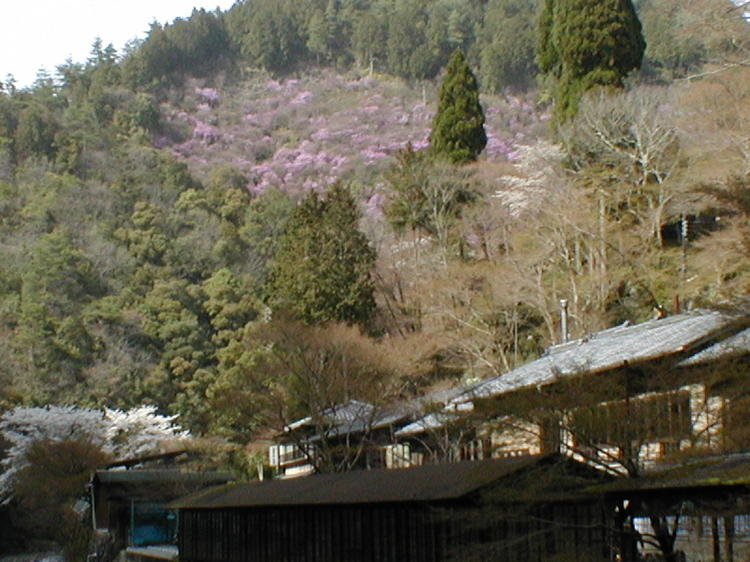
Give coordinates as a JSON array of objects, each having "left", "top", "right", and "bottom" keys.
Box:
[
  {"left": 91, "top": 469, "right": 233, "bottom": 555},
  {"left": 172, "top": 454, "right": 612, "bottom": 562},
  {"left": 398, "top": 307, "right": 750, "bottom": 473}
]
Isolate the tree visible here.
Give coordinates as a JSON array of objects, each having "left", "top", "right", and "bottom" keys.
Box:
[
  {"left": 430, "top": 49, "right": 487, "bottom": 164},
  {"left": 0, "top": 405, "right": 188, "bottom": 499},
  {"left": 231, "top": 0, "right": 306, "bottom": 73},
  {"left": 537, "top": 0, "right": 645, "bottom": 122},
  {"left": 207, "top": 318, "right": 402, "bottom": 471},
  {"left": 478, "top": 0, "right": 538, "bottom": 93},
  {"left": 0, "top": 405, "right": 187, "bottom": 555},
  {"left": 11, "top": 438, "right": 110, "bottom": 558},
  {"left": 264, "top": 183, "right": 376, "bottom": 328},
  {"left": 15, "top": 103, "right": 57, "bottom": 161},
  {"left": 385, "top": 145, "right": 479, "bottom": 263},
  {"left": 559, "top": 86, "right": 682, "bottom": 246}
]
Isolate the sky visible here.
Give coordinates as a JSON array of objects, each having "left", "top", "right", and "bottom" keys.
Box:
[{"left": 1, "top": 0, "right": 237, "bottom": 89}]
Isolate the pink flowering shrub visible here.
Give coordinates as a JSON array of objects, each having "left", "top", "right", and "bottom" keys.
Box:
[
  {"left": 290, "top": 91, "right": 314, "bottom": 105},
  {"left": 158, "top": 71, "right": 549, "bottom": 196},
  {"left": 195, "top": 87, "right": 220, "bottom": 107},
  {"left": 193, "top": 120, "right": 222, "bottom": 144}
]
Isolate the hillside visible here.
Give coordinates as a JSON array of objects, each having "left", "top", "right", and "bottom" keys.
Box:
[
  {"left": 2, "top": 0, "right": 750, "bottom": 553},
  {"left": 0, "top": 0, "right": 746, "bottom": 462},
  {"left": 159, "top": 71, "right": 546, "bottom": 191}
]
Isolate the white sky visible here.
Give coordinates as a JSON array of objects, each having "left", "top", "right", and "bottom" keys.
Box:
[{"left": 1, "top": 1, "right": 237, "bottom": 89}]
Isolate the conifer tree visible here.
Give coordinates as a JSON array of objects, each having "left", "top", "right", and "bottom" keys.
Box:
[
  {"left": 538, "top": 0, "right": 645, "bottom": 122},
  {"left": 264, "top": 183, "right": 376, "bottom": 328},
  {"left": 430, "top": 49, "right": 487, "bottom": 165}
]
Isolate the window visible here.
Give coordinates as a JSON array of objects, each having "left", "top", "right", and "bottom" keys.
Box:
[
  {"left": 131, "top": 502, "right": 178, "bottom": 546},
  {"left": 384, "top": 443, "right": 412, "bottom": 468}
]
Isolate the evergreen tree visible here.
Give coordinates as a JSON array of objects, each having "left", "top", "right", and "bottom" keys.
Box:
[
  {"left": 264, "top": 184, "right": 376, "bottom": 328},
  {"left": 537, "top": 0, "right": 645, "bottom": 122},
  {"left": 430, "top": 49, "right": 487, "bottom": 164}
]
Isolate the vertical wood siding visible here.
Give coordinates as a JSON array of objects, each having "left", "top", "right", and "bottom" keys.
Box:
[{"left": 179, "top": 501, "right": 606, "bottom": 562}]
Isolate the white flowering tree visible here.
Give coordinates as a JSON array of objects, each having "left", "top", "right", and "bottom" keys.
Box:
[{"left": 0, "top": 405, "right": 189, "bottom": 500}]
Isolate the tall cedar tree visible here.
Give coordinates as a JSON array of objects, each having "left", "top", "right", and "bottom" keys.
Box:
[
  {"left": 430, "top": 49, "right": 487, "bottom": 165},
  {"left": 264, "top": 184, "right": 376, "bottom": 328},
  {"left": 538, "top": 0, "right": 645, "bottom": 122}
]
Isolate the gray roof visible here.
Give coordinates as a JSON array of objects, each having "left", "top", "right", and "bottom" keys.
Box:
[
  {"left": 170, "top": 454, "right": 581, "bottom": 509},
  {"left": 676, "top": 326, "right": 750, "bottom": 366},
  {"left": 454, "top": 308, "right": 750, "bottom": 403},
  {"left": 396, "top": 412, "right": 459, "bottom": 436},
  {"left": 289, "top": 387, "right": 472, "bottom": 442},
  {"left": 296, "top": 401, "right": 415, "bottom": 443}
]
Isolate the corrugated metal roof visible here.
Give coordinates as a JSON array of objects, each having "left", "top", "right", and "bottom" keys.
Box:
[
  {"left": 455, "top": 308, "right": 750, "bottom": 403},
  {"left": 170, "top": 455, "right": 556, "bottom": 509}
]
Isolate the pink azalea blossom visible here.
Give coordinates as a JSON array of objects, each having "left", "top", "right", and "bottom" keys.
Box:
[
  {"left": 195, "top": 87, "right": 220, "bottom": 106},
  {"left": 290, "top": 91, "right": 314, "bottom": 105}
]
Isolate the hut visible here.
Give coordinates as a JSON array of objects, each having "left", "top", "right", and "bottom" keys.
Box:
[
  {"left": 91, "top": 468, "right": 233, "bottom": 557},
  {"left": 171, "top": 453, "right": 612, "bottom": 561}
]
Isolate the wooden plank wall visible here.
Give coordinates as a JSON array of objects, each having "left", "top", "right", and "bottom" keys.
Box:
[{"left": 178, "top": 501, "right": 607, "bottom": 562}]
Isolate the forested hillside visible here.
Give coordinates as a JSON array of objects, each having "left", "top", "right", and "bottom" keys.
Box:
[{"left": 0, "top": 0, "right": 749, "bottom": 447}]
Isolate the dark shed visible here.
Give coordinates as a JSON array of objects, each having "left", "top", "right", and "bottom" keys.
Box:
[
  {"left": 91, "top": 469, "right": 233, "bottom": 552},
  {"left": 171, "top": 454, "right": 611, "bottom": 562}
]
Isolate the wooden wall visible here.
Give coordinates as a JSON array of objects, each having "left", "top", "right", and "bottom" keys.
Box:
[{"left": 178, "top": 500, "right": 608, "bottom": 562}]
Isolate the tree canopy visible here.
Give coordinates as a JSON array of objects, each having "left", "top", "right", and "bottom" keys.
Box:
[
  {"left": 537, "top": 0, "right": 646, "bottom": 122},
  {"left": 430, "top": 49, "right": 487, "bottom": 164},
  {"left": 264, "top": 183, "right": 377, "bottom": 328}
]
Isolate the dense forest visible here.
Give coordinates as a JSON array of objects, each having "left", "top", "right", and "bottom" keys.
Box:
[{"left": 0, "top": 0, "right": 749, "bottom": 457}]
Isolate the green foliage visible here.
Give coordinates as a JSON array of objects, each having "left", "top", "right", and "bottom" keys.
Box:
[
  {"left": 638, "top": 0, "right": 706, "bottom": 79},
  {"left": 238, "top": 187, "right": 295, "bottom": 282},
  {"left": 15, "top": 103, "right": 57, "bottom": 161},
  {"left": 222, "top": 0, "right": 537, "bottom": 84},
  {"left": 265, "top": 183, "right": 376, "bottom": 328},
  {"left": 537, "top": 0, "right": 645, "bottom": 122},
  {"left": 477, "top": 0, "right": 539, "bottom": 92},
  {"left": 228, "top": 0, "right": 307, "bottom": 73},
  {"left": 351, "top": 4, "right": 389, "bottom": 68},
  {"left": 386, "top": 1, "right": 436, "bottom": 80},
  {"left": 16, "top": 230, "right": 104, "bottom": 400},
  {"left": 430, "top": 49, "right": 487, "bottom": 164},
  {"left": 307, "top": 0, "right": 350, "bottom": 66},
  {"left": 123, "top": 10, "right": 230, "bottom": 87}
]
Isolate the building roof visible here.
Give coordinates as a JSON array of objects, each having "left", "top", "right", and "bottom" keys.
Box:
[
  {"left": 676, "top": 325, "right": 750, "bottom": 367},
  {"left": 170, "top": 454, "right": 589, "bottom": 509},
  {"left": 94, "top": 469, "right": 234, "bottom": 485},
  {"left": 454, "top": 307, "right": 750, "bottom": 404},
  {"left": 598, "top": 453, "right": 750, "bottom": 494},
  {"left": 285, "top": 400, "right": 414, "bottom": 443},
  {"left": 286, "top": 387, "right": 473, "bottom": 442}
]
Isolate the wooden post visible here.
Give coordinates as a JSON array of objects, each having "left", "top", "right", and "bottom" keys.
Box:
[
  {"left": 712, "top": 517, "right": 721, "bottom": 561},
  {"left": 724, "top": 516, "right": 734, "bottom": 562}
]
